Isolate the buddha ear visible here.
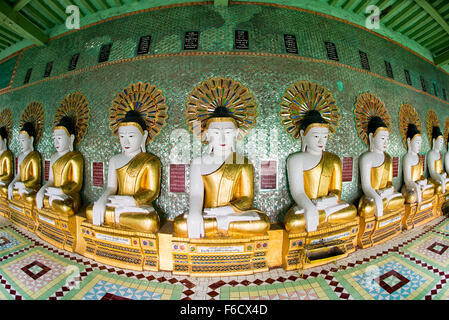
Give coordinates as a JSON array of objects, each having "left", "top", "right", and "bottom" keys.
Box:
[
  {"left": 70, "top": 134, "right": 75, "bottom": 151},
  {"left": 368, "top": 132, "right": 374, "bottom": 152},
  {"left": 407, "top": 137, "right": 411, "bottom": 151},
  {"left": 300, "top": 129, "right": 306, "bottom": 152},
  {"left": 30, "top": 136, "right": 34, "bottom": 151},
  {"left": 141, "top": 130, "right": 148, "bottom": 152}
]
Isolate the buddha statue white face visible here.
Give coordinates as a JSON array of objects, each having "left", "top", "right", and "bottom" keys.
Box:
[
  {"left": 0, "top": 136, "right": 6, "bottom": 151},
  {"left": 370, "top": 129, "right": 389, "bottom": 152},
  {"left": 301, "top": 126, "right": 328, "bottom": 154},
  {"left": 19, "top": 132, "right": 33, "bottom": 153},
  {"left": 205, "top": 120, "right": 238, "bottom": 154},
  {"left": 408, "top": 135, "right": 422, "bottom": 154},
  {"left": 433, "top": 136, "right": 444, "bottom": 152},
  {"left": 53, "top": 128, "right": 74, "bottom": 154},
  {"left": 118, "top": 125, "right": 148, "bottom": 155}
]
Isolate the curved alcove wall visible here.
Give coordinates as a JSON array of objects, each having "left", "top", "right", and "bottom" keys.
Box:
[{"left": 0, "top": 2, "right": 449, "bottom": 223}]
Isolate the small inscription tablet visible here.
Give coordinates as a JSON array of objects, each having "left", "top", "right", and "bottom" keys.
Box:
[
  {"left": 169, "top": 164, "right": 186, "bottom": 193},
  {"left": 234, "top": 30, "right": 249, "bottom": 50},
  {"left": 183, "top": 31, "right": 199, "bottom": 50},
  {"left": 137, "top": 35, "right": 151, "bottom": 55},
  {"left": 283, "top": 34, "right": 298, "bottom": 54}
]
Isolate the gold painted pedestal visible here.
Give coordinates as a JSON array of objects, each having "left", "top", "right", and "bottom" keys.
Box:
[
  {"left": 8, "top": 198, "right": 37, "bottom": 232},
  {"left": 402, "top": 196, "right": 437, "bottom": 230},
  {"left": 35, "top": 207, "right": 79, "bottom": 252},
  {"left": 78, "top": 218, "right": 159, "bottom": 271},
  {"left": 282, "top": 217, "right": 359, "bottom": 271},
  {"left": 172, "top": 235, "right": 269, "bottom": 277},
  {"left": 0, "top": 195, "right": 8, "bottom": 218},
  {"left": 436, "top": 191, "right": 449, "bottom": 217},
  {"left": 357, "top": 208, "right": 403, "bottom": 249}
]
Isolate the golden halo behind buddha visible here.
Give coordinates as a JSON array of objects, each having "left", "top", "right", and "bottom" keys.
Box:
[
  {"left": 444, "top": 117, "right": 449, "bottom": 147},
  {"left": 354, "top": 92, "right": 391, "bottom": 148},
  {"left": 53, "top": 92, "right": 90, "bottom": 144},
  {"left": 19, "top": 101, "right": 45, "bottom": 145},
  {"left": 185, "top": 77, "right": 257, "bottom": 141},
  {"left": 0, "top": 108, "right": 12, "bottom": 142},
  {"left": 279, "top": 81, "right": 340, "bottom": 140},
  {"left": 399, "top": 104, "right": 421, "bottom": 149},
  {"left": 426, "top": 109, "right": 440, "bottom": 145},
  {"left": 109, "top": 81, "right": 168, "bottom": 145}
]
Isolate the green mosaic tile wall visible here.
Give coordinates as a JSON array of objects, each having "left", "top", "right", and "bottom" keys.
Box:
[
  {"left": 0, "top": 55, "right": 18, "bottom": 90},
  {"left": 0, "top": 3, "right": 449, "bottom": 223}
]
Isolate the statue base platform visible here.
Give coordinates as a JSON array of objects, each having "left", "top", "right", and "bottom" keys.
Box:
[
  {"left": 8, "top": 198, "right": 36, "bottom": 232},
  {"left": 357, "top": 208, "right": 403, "bottom": 249},
  {"left": 436, "top": 191, "right": 449, "bottom": 217},
  {"left": 171, "top": 234, "right": 270, "bottom": 277},
  {"left": 402, "top": 196, "right": 437, "bottom": 230},
  {"left": 78, "top": 217, "right": 159, "bottom": 272},
  {"left": 35, "top": 208, "right": 79, "bottom": 252},
  {"left": 282, "top": 217, "right": 359, "bottom": 271},
  {"left": 0, "top": 195, "right": 8, "bottom": 218}
]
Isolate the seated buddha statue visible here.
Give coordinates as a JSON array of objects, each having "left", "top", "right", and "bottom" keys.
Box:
[
  {"left": 0, "top": 126, "right": 13, "bottom": 195},
  {"left": 7, "top": 122, "right": 41, "bottom": 204},
  {"left": 86, "top": 110, "right": 161, "bottom": 233},
  {"left": 284, "top": 110, "right": 357, "bottom": 233},
  {"left": 36, "top": 116, "right": 83, "bottom": 216},
  {"left": 427, "top": 126, "right": 449, "bottom": 194},
  {"left": 173, "top": 107, "right": 270, "bottom": 239},
  {"left": 358, "top": 116, "right": 405, "bottom": 218},
  {"left": 401, "top": 124, "right": 434, "bottom": 203}
]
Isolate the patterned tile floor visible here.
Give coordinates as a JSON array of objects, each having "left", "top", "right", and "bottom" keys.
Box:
[{"left": 0, "top": 215, "right": 449, "bottom": 300}]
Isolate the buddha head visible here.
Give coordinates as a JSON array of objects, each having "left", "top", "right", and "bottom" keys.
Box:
[
  {"left": 19, "top": 122, "right": 36, "bottom": 153},
  {"left": 118, "top": 110, "right": 149, "bottom": 155},
  {"left": 431, "top": 126, "right": 444, "bottom": 152},
  {"left": 203, "top": 106, "right": 239, "bottom": 155},
  {"left": 406, "top": 123, "right": 422, "bottom": 155},
  {"left": 0, "top": 126, "right": 7, "bottom": 151},
  {"left": 367, "top": 116, "right": 389, "bottom": 153},
  {"left": 299, "top": 110, "right": 329, "bottom": 153},
  {"left": 53, "top": 116, "right": 75, "bottom": 154}
]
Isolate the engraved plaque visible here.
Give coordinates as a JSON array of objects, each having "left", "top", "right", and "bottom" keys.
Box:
[
  {"left": 183, "top": 31, "right": 199, "bottom": 50},
  {"left": 24, "top": 68, "right": 32, "bottom": 84},
  {"left": 260, "top": 160, "right": 277, "bottom": 190},
  {"left": 325, "top": 41, "right": 339, "bottom": 61},
  {"left": 404, "top": 69, "right": 412, "bottom": 86},
  {"left": 44, "top": 160, "right": 50, "bottom": 181},
  {"left": 68, "top": 53, "right": 80, "bottom": 71},
  {"left": 342, "top": 157, "right": 353, "bottom": 182},
  {"left": 92, "top": 161, "right": 104, "bottom": 187},
  {"left": 169, "top": 164, "right": 186, "bottom": 193},
  {"left": 137, "top": 35, "right": 151, "bottom": 55},
  {"left": 44, "top": 61, "right": 53, "bottom": 78},
  {"left": 420, "top": 76, "right": 427, "bottom": 92},
  {"left": 234, "top": 30, "right": 249, "bottom": 50},
  {"left": 393, "top": 156, "right": 399, "bottom": 178},
  {"left": 359, "top": 51, "right": 370, "bottom": 71},
  {"left": 385, "top": 61, "right": 393, "bottom": 79},
  {"left": 98, "top": 43, "right": 112, "bottom": 63},
  {"left": 284, "top": 34, "right": 298, "bottom": 54},
  {"left": 433, "top": 82, "right": 438, "bottom": 97}
]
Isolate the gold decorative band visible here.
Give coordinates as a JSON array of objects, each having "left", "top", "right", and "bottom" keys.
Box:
[
  {"left": 373, "top": 127, "right": 390, "bottom": 136},
  {"left": 204, "top": 117, "right": 239, "bottom": 130},
  {"left": 19, "top": 130, "right": 31, "bottom": 139},
  {"left": 118, "top": 122, "right": 145, "bottom": 134},
  {"left": 53, "top": 126, "right": 71, "bottom": 137},
  {"left": 303, "top": 123, "right": 329, "bottom": 136}
]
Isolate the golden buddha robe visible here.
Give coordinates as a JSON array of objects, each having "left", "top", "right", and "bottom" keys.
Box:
[
  {"left": 0, "top": 150, "right": 13, "bottom": 196},
  {"left": 174, "top": 153, "right": 270, "bottom": 238},
  {"left": 428, "top": 154, "right": 449, "bottom": 194},
  {"left": 401, "top": 156, "right": 434, "bottom": 203},
  {"left": 42, "top": 151, "right": 83, "bottom": 216},
  {"left": 86, "top": 152, "right": 161, "bottom": 233},
  {"left": 13, "top": 151, "right": 41, "bottom": 204},
  {"left": 358, "top": 153, "right": 405, "bottom": 217},
  {"left": 284, "top": 151, "right": 357, "bottom": 233}
]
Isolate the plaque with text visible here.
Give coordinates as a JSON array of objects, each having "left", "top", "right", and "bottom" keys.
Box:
[
  {"left": 137, "top": 35, "right": 152, "bottom": 55},
  {"left": 169, "top": 164, "right": 186, "bottom": 193},
  {"left": 404, "top": 69, "right": 412, "bottom": 86},
  {"left": 385, "top": 61, "right": 394, "bottom": 79},
  {"left": 98, "top": 44, "right": 112, "bottom": 63},
  {"left": 15, "top": 157, "right": 18, "bottom": 175},
  {"left": 44, "top": 61, "right": 53, "bottom": 78},
  {"left": 44, "top": 160, "right": 50, "bottom": 181},
  {"left": 260, "top": 160, "right": 277, "bottom": 190},
  {"left": 421, "top": 154, "right": 426, "bottom": 172},
  {"left": 234, "top": 30, "right": 249, "bottom": 50},
  {"left": 68, "top": 53, "right": 80, "bottom": 71},
  {"left": 325, "top": 41, "right": 339, "bottom": 61},
  {"left": 393, "top": 156, "right": 399, "bottom": 178},
  {"left": 359, "top": 50, "right": 370, "bottom": 71},
  {"left": 420, "top": 76, "right": 427, "bottom": 92},
  {"left": 92, "top": 161, "right": 104, "bottom": 187},
  {"left": 24, "top": 68, "right": 32, "bottom": 84},
  {"left": 183, "top": 31, "right": 199, "bottom": 50},
  {"left": 284, "top": 34, "right": 298, "bottom": 54},
  {"left": 342, "top": 157, "right": 353, "bottom": 182},
  {"left": 433, "top": 83, "right": 438, "bottom": 97}
]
